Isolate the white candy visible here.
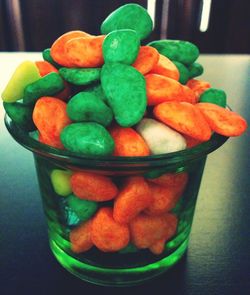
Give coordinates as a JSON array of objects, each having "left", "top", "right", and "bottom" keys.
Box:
[{"left": 136, "top": 118, "right": 186, "bottom": 154}]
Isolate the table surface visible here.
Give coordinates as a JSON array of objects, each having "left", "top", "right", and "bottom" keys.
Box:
[{"left": 0, "top": 53, "right": 249, "bottom": 295}]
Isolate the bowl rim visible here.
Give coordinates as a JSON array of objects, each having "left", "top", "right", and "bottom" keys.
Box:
[{"left": 4, "top": 114, "right": 229, "bottom": 168}]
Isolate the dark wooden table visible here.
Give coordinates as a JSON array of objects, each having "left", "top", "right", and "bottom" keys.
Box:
[{"left": 0, "top": 54, "right": 249, "bottom": 295}]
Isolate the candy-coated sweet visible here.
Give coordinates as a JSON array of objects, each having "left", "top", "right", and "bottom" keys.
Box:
[
  {"left": 50, "top": 169, "right": 72, "bottom": 197},
  {"left": 113, "top": 176, "right": 152, "bottom": 224},
  {"left": 148, "top": 40, "right": 199, "bottom": 65},
  {"left": 33, "top": 97, "right": 71, "bottom": 149},
  {"left": 145, "top": 74, "right": 196, "bottom": 105},
  {"left": 51, "top": 30, "right": 91, "bottom": 67},
  {"left": 150, "top": 54, "right": 179, "bottom": 81},
  {"left": 35, "top": 61, "right": 58, "bottom": 76},
  {"left": 70, "top": 219, "right": 93, "bottom": 253},
  {"left": 67, "top": 193, "right": 98, "bottom": 222},
  {"left": 136, "top": 118, "right": 186, "bottom": 154},
  {"left": 154, "top": 102, "right": 212, "bottom": 141},
  {"left": 132, "top": 46, "right": 159, "bottom": 75},
  {"left": 59, "top": 67, "right": 101, "bottom": 86},
  {"left": 70, "top": 171, "right": 118, "bottom": 202},
  {"left": 42, "top": 48, "right": 60, "bottom": 68},
  {"left": 60, "top": 122, "right": 114, "bottom": 156},
  {"left": 199, "top": 88, "right": 227, "bottom": 107},
  {"left": 23, "top": 72, "right": 65, "bottom": 105},
  {"left": 188, "top": 62, "right": 203, "bottom": 78},
  {"left": 3, "top": 102, "right": 35, "bottom": 130},
  {"left": 103, "top": 29, "right": 140, "bottom": 64},
  {"left": 101, "top": 63, "right": 146, "bottom": 127},
  {"left": 186, "top": 79, "right": 211, "bottom": 98},
  {"left": 2, "top": 61, "right": 41, "bottom": 103},
  {"left": 148, "top": 172, "right": 188, "bottom": 193},
  {"left": 197, "top": 103, "right": 248, "bottom": 136},
  {"left": 109, "top": 125, "right": 150, "bottom": 156},
  {"left": 145, "top": 182, "right": 182, "bottom": 215},
  {"left": 172, "top": 60, "right": 189, "bottom": 84},
  {"left": 129, "top": 213, "right": 177, "bottom": 250},
  {"left": 65, "top": 35, "right": 105, "bottom": 68},
  {"left": 66, "top": 91, "right": 113, "bottom": 126},
  {"left": 101, "top": 3, "right": 153, "bottom": 40},
  {"left": 91, "top": 207, "right": 130, "bottom": 252}
]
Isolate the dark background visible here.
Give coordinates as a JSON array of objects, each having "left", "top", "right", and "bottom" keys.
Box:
[{"left": 0, "top": 0, "right": 249, "bottom": 53}]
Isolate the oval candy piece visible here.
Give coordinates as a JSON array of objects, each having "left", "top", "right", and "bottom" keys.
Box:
[
  {"left": 153, "top": 101, "right": 212, "bottom": 141},
  {"left": 23, "top": 72, "right": 65, "bottom": 105},
  {"left": 59, "top": 67, "right": 101, "bottom": 86},
  {"left": 60, "top": 122, "right": 115, "bottom": 156},
  {"left": 101, "top": 3, "right": 153, "bottom": 40},
  {"left": 2, "top": 61, "right": 41, "bottom": 103},
  {"left": 188, "top": 62, "right": 204, "bottom": 78},
  {"left": 197, "top": 103, "right": 247, "bottom": 137},
  {"left": 67, "top": 193, "right": 98, "bottom": 222},
  {"left": 172, "top": 61, "right": 190, "bottom": 85},
  {"left": 101, "top": 63, "right": 147, "bottom": 127},
  {"left": 66, "top": 91, "right": 113, "bottom": 126},
  {"left": 136, "top": 118, "right": 186, "bottom": 154},
  {"left": 199, "top": 88, "right": 227, "bottom": 107},
  {"left": 103, "top": 29, "right": 140, "bottom": 64},
  {"left": 50, "top": 169, "right": 72, "bottom": 197},
  {"left": 3, "top": 101, "right": 35, "bottom": 130},
  {"left": 148, "top": 40, "right": 199, "bottom": 65}
]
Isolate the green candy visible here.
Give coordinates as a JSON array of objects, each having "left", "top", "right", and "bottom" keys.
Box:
[
  {"left": 23, "top": 72, "right": 65, "bottom": 105},
  {"left": 172, "top": 61, "right": 189, "bottom": 85},
  {"left": 60, "top": 122, "right": 114, "bottom": 156},
  {"left": 67, "top": 194, "right": 98, "bottom": 222},
  {"left": 59, "top": 67, "right": 101, "bottom": 86},
  {"left": 103, "top": 29, "right": 140, "bottom": 64},
  {"left": 101, "top": 3, "right": 153, "bottom": 40},
  {"left": 199, "top": 88, "right": 227, "bottom": 107},
  {"left": 188, "top": 62, "right": 204, "bottom": 78},
  {"left": 3, "top": 101, "right": 35, "bottom": 130},
  {"left": 42, "top": 48, "right": 60, "bottom": 68},
  {"left": 66, "top": 91, "right": 113, "bottom": 126},
  {"left": 101, "top": 63, "right": 146, "bottom": 127},
  {"left": 148, "top": 40, "right": 199, "bottom": 65}
]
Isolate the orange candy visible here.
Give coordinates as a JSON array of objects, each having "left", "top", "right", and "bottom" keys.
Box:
[
  {"left": 65, "top": 35, "right": 105, "bottom": 68},
  {"left": 51, "top": 30, "right": 91, "bottom": 67},
  {"left": 153, "top": 101, "right": 212, "bottom": 141},
  {"left": 186, "top": 79, "right": 211, "bottom": 98},
  {"left": 35, "top": 61, "right": 58, "bottom": 76},
  {"left": 91, "top": 207, "right": 130, "bottom": 252},
  {"left": 33, "top": 96, "right": 71, "bottom": 149},
  {"left": 70, "top": 171, "right": 118, "bottom": 202},
  {"left": 109, "top": 125, "right": 150, "bottom": 157},
  {"left": 69, "top": 219, "right": 93, "bottom": 253},
  {"left": 132, "top": 46, "right": 159, "bottom": 75},
  {"left": 145, "top": 183, "right": 181, "bottom": 216},
  {"left": 145, "top": 74, "right": 196, "bottom": 106},
  {"left": 197, "top": 103, "right": 248, "bottom": 137},
  {"left": 113, "top": 176, "right": 152, "bottom": 224},
  {"left": 129, "top": 213, "right": 177, "bottom": 250},
  {"left": 148, "top": 172, "right": 188, "bottom": 191},
  {"left": 149, "top": 54, "right": 180, "bottom": 81}
]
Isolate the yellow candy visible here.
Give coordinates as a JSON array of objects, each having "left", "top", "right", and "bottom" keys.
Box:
[
  {"left": 1, "top": 61, "right": 41, "bottom": 103},
  {"left": 50, "top": 169, "right": 72, "bottom": 197}
]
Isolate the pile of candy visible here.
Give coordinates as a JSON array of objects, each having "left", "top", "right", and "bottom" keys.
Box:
[
  {"left": 51, "top": 168, "right": 187, "bottom": 254},
  {"left": 2, "top": 3, "right": 247, "bottom": 255}
]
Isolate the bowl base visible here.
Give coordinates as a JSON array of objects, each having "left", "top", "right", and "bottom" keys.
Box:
[{"left": 49, "top": 237, "right": 189, "bottom": 287}]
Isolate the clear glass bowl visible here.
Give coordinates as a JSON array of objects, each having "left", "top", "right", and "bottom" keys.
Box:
[{"left": 5, "top": 115, "right": 228, "bottom": 286}]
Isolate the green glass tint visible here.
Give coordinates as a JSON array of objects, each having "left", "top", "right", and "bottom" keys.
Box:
[{"left": 5, "top": 115, "right": 228, "bottom": 286}]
